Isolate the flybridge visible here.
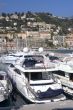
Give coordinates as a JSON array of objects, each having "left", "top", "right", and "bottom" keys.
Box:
[{"left": 15, "top": 65, "right": 57, "bottom": 73}]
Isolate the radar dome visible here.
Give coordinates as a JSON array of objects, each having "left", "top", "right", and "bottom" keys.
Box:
[
  {"left": 23, "top": 47, "right": 29, "bottom": 53},
  {"left": 38, "top": 47, "right": 43, "bottom": 53}
]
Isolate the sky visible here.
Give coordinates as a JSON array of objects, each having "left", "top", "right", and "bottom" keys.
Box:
[{"left": 0, "top": 0, "right": 73, "bottom": 17}]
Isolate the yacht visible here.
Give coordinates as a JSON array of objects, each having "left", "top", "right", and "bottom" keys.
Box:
[
  {"left": 0, "top": 47, "right": 35, "bottom": 64},
  {"left": 7, "top": 51, "right": 66, "bottom": 103},
  {"left": 53, "top": 63, "right": 73, "bottom": 96},
  {"left": 0, "top": 71, "right": 12, "bottom": 102},
  {"left": 0, "top": 51, "right": 24, "bottom": 64},
  {"left": 45, "top": 54, "right": 61, "bottom": 63}
]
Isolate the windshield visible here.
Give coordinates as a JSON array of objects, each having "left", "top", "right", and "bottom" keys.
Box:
[
  {"left": 23, "top": 55, "right": 44, "bottom": 67},
  {"left": 24, "top": 55, "right": 43, "bottom": 62},
  {"left": 25, "top": 72, "right": 54, "bottom": 80}
]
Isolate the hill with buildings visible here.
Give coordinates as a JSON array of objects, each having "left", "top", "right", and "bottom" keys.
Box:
[
  {"left": 0, "top": 11, "right": 73, "bottom": 34},
  {"left": 0, "top": 11, "right": 73, "bottom": 51}
]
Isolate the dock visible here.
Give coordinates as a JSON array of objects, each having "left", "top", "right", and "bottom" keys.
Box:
[
  {"left": 1, "top": 100, "right": 72, "bottom": 110},
  {"left": 17, "top": 100, "right": 73, "bottom": 110}
]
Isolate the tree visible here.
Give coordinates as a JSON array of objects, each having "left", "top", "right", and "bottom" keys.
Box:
[
  {"left": 2, "top": 12, "right": 6, "bottom": 17},
  {"left": 45, "top": 38, "right": 54, "bottom": 48},
  {"left": 50, "top": 30, "right": 54, "bottom": 40}
]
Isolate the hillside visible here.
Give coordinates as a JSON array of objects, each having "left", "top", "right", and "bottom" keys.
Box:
[
  {"left": 26, "top": 11, "right": 73, "bottom": 34},
  {"left": 0, "top": 11, "right": 73, "bottom": 35}
]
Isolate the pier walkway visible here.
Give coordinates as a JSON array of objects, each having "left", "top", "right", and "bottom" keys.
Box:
[
  {"left": 17, "top": 100, "right": 73, "bottom": 110},
  {"left": 1, "top": 100, "right": 73, "bottom": 110}
]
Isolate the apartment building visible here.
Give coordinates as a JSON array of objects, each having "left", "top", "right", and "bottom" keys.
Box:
[{"left": 65, "top": 33, "right": 73, "bottom": 47}]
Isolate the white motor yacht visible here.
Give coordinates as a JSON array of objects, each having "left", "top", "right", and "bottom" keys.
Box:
[
  {"left": 0, "top": 47, "right": 35, "bottom": 64},
  {"left": 7, "top": 52, "right": 66, "bottom": 103},
  {"left": 0, "top": 71, "right": 12, "bottom": 102},
  {"left": 0, "top": 52, "right": 24, "bottom": 64},
  {"left": 53, "top": 62, "right": 73, "bottom": 96}
]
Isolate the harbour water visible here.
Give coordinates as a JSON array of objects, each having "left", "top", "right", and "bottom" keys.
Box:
[{"left": 47, "top": 49, "right": 73, "bottom": 54}]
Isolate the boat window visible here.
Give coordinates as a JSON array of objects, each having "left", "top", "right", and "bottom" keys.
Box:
[
  {"left": 69, "top": 73, "right": 73, "bottom": 81},
  {"left": 42, "top": 72, "right": 53, "bottom": 80},
  {"left": 24, "top": 55, "right": 43, "bottom": 63},
  {"left": 0, "top": 75, "right": 4, "bottom": 80},
  {"left": 9, "top": 54, "right": 14, "bottom": 56},
  {"left": 25, "top": 72, "right": 42, "bottom": 80},
  {"left": 25, "top": 72, "right": 52, "bottom": 80},
  {"left": 19, "top": 55, "right": 23, "bottom": 57},
  {"left": 25, "top": 73, "right": 29, "bottom": 79},
  {"left": 49, "top": 56, "right": 59, "bottom": 61},
  {"left": 53, "top": 71, "right": 65, "bottom": 76},
  {"left": 14, "top": 55, "right": 23, "bottom": 57},
  {"left": 23, "top": 58, "right": 37, "bottom": 67},
  {"left": 23, "top": 55, "right": 44, "bottom": 67},
  {"left": 9, "top": 54, "right": 22, "bottom": 57},
  {"left": 14, "top": 69, "right": 21, "bottom": 75},
  {"left": 10, "top": 64, "right": 14, "bottom": 67},
  {"left": 31, "top": 72, "right": 42, "bottom": 80}
]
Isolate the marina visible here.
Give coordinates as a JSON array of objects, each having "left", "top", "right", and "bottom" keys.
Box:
[
  {"left": 0, "top": 0, "right": 73, "bottom": 109},
  {"left": 0, "top": 49, "right": 73, "bottom": 109},
  {"left": 7, "top": 51, "right": 66, "bottom": 103}
]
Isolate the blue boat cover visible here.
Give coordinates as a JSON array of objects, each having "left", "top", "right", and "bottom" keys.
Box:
[
  {"left": 37, "top": 88, "right": 64, "bottom": 99},
  {"left": 24, "top": 59, "right": 37, "bottom": 67}
]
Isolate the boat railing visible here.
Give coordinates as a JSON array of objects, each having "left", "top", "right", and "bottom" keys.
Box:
[
  {"left": 26, "top": 82, "right": 38, "bottom": 98},
  {"left": 0, "top": 80, "right": 10, "bottom": 95},
  {"left": 23, "top": 65, "right": 55, "bottom": 70},
  {"left": 0, "top": 87, "right": 7, "bottom": 95},
  {"left": 25, "top": 82, "right": 41, "bottom": 102},
  {"left": 22, "top": 61, "right": 55, "bottom": 70}
]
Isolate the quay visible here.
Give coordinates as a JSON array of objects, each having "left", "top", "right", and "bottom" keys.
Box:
[
  {"left": 17, "top": 100, "right": 73, "bottom": 110},
  {"left": 0, "top": 100, "right": 73, "bottom": 110}
]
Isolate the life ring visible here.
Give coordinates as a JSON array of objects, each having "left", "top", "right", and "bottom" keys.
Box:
[{"left": 37, "top": 90, "right": 41, "bottom": 94}]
